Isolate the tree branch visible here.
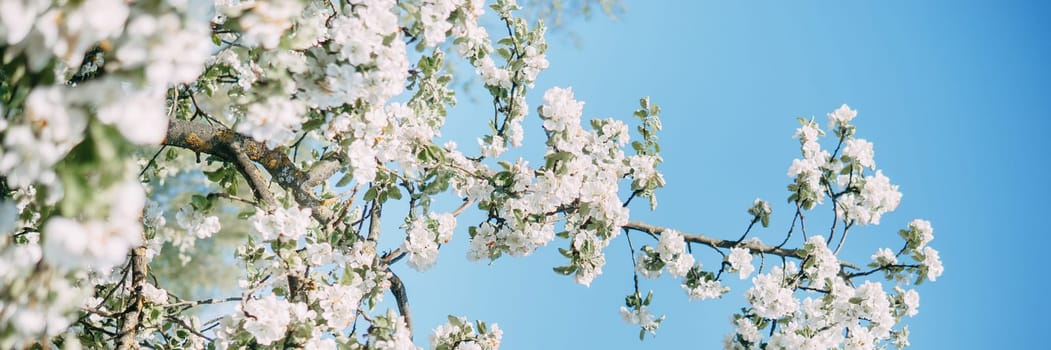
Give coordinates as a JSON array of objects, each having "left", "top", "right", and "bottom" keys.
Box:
[
  {"left": 622, "top": 221, "right": 859, "bottom": 270},
  {"left": 116, "top": 246, "right": 148, "bottom": 350},
  {"left": 229, "top": 143, "right": 276, "bottom": 208},
  {"left": 163, "top": 119, "right": 336, "bottom": 222},
  {"left": 388, "top": 270, "right": 413, "bottom": 339}
]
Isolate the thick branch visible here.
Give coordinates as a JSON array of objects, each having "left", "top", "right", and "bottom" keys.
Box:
[
  {"left": 229, "top": 143, "right": 276, "bottom": 208},
  {"left": 388, "top": 271, "right": 413, "bottom": 339},
  {"left": 163, "top": 119, "right": 336, "bottom": 222},
  {"left": 116, "top": 246, "right": 147, "bottom": 350},
  {"left": 622, "top": 221, "right": 858, "bottom": 270}
]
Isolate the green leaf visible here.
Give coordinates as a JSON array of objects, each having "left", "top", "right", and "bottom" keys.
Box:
[
  {"left": 552, "top": 265, "right": 577, "bottom": 275},
  {"left": 336, "top": 173, "right": 354, "bottom": 187},
  {"left": 190, "top": 194, "right": 211, "bottom": 211},
  {"left": 364, "top": 187, "right": 378, "bottom": 202}
]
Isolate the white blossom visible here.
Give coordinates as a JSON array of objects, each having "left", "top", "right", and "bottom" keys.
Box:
[
  {"left": 140, "top": 283, "right": 169, "bottom": 304},
  {"left": 902, "top": 289, "right": 920, "bottom": 317},
  {"left": 745, "top": 263, "right": 799, "bottom": 319},
  {"left": 727, "top": 247, "right": 755, "bottom": 279},
  {"left": 828, "top": 104, "right": 857, "bottom": 129},
  {"left": 241, "top": 295, "right": 292, "bottom": 345},
  {"left": 237, "top": 97, "right": 306, "bottom": 148},
  {"left": 175, "top": 207, "right": 221, "bottom": 239},
  {"left": 920, "top": 246, "right": 944, "bottom": 281},
  {"left": 842, "top": 138, "right": 875, "bottom": 169},
  {"left": 250, "top": 206, "right": 314, "bottom": 241}
]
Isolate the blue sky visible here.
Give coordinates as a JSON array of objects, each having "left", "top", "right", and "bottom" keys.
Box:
[{"left": 390, "top": 1, "right": 1051, "bottom": 348}]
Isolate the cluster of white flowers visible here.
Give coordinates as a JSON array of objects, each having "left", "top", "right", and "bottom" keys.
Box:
[
  {"left": 0, "top": 210, "right": 90, "bottom": 348},
  {"left": 727, "top": 215, "right": 944, "bottom": 348},
  {"left": 420, "top": 0, "right": 461, "bottom": 47},
  {"left": 139, "top": 283, "right": 169, "bottom": 305},
  {"left": 0, "top": 86, "right": 87, "bottom": 189},
  {"left": 2, "top": 0, "right": 128, "bottom": 69},
  {"left": 919, "top": 246, "right": 943, "bottom": 282},
  {"left": 43, "top": 181, "right": 146, "bottom": 271},
  {"left": 0, "top": 265, "right": 87, "bottom": 348},
  {"left": 326, "top": 104, "right": 439, "bottom": 184},
  {"left": 374, "top": 310, "right": 418, "bottom": 350},
  {"left": 787, "top": 118, "right": 829, "bottom": 202},
  {"left": 619, "top": 304, "right": 663, "bottom": 337},
  {"left": 801, "top": 236, "right": 839, "bottom": 288},
  {"left": 220, "top": 0, "right": 305, "bottom": 49},
  {"left": 682, "top": 273, "right": 728, "bottom": 301},
  {"left": 724, "top": 317, "right": 762, "bottom": 348},
  {"left": 403, "top": 213, "right": 458, "bottom": 271},
  {"left": 250, "top": 206, "right": 314, "bottom": 241},
  {"left": 430, "top": 316, "right": 503, "bottom": 350},
  {"left": 240, "top": 295, "right": 296, "bottom": 345},
  {"left": 786, "top": 105, "right": 905, "bottom": 226},
  {"left": 303, "top": 0, "right": 408, "bottom": 108},
  {"left": 175, "top": 207, "right": 221, "bottom": 240},
  {"left": 842, "top": 138, "right": 875, "bottom": 169},
  {"left": 0, "top": 0, "right": 948, "bottom": 346},
  {"left": 871, "top": 248, "right": 897, "bottom": 267},
  {"left": 114, "top": 12, "right": 211, "bottom": 86},
  {"left": 313, "top": 281, "right": 365, "bottom": 331},
  {"left": 828, "top": 104, "right": 858, "bottom": 130},
  {"left": 237, "top": 96, "right": 306, "bottom": 149},
  {"left": 745, "top": 262, "right": 801, "bottom": 320},
  {"left": 466, "top": 87, "right": 636, "bottom": 285},
  {"left": 727, "top": 247, "right": 755, "bottom": 279},
  {"left": 836, "top": 170, "right": 902, "bottom": 225},
  {"left": 637, "top": 229, "right": 694, "bottom": 278},
  {"left": 1, "top": 3, "right": 210, "bottom": 344}
]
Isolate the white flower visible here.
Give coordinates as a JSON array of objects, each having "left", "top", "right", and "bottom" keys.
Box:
[
  {"left": 683, "top": 277, "right": 727, "bottom": 301},
  {"left": 871, "top": 248, "right": 897, "bottom": 266},
  {"left": 727, "top": 247, "right": 755, "bottom": 279},
  {"left": 304, "top": 336, "right": 337, "bottom": 350},
  {"left": 0, "top": 86, "right": 88, "bottom": 189},
  {"left": 803, "top": 236, "right": 839, "bottom": 288},
  {"left": 476, "top": 57, "right": 511, "bottom": 89},
  {"left": 656, "top": 229, "right": 687, "bottom": 264},
  {"left": 306, "top": 242, "right": 334, "bottom": 266},
  {"left": 903, "top": 289, "right": 920, "bottom": 317},
  {"left": 619, "top": 305, "right": 662, "bottom": 335},
  {"left": 374, "top": 311, "right": 419, "bottom": 350},
  {"left": 403, "top": 217, "right": 440, "bottom": 271},
  {"left": 745, "top": 264, "right": 799, "bottom": 319},
  {"left": 920, "top": 246, "right": 943, "bottom": 281},
  {"left": 347, "top": 139, "right": 379, "bottom": 183},
  {"left": 836, "top": 170, "right": 901, "bottom": 225},
  {"left": 237, "top": 97, "right": 306, "bottom": 149},
  {"left": 140, "top": 283, "right": 169, "bottom": 304},
  {"left": 90, "top": 83, "right": 169, "bottom": 145},
  {"left": 420, "top": 0, "right": 458, "bottom": 47},
  {"left": 666, "top": 253, "right": 695, "bottom": 278},
  {"left": 431, "top": 212, "right": 457, "bottom": 244},
  {"left": 115, "top": 13, "right": 210, "bottom": 85},
  {"left": 241, "top": 295, "right": 292, "bottom": 345},
  {"left": 250, "top": 206, "right": 314, "bottom": 241},
  {"left": 176, "top": 207, "right": 221, "bottom": 239},
  {"left": 842, "top": 138, "right": 875, "bottom": 169},
  {"left": 43, "top": 181, "right": 146, "bottom": 271},
  {"left": 909, "top": 219, "right": 934, "bottom": 248},
  {"left": 0, "top": 0, "right": 47, "bottom": 43},
  {"left": 235, "top": 0, "right": 304, "bottom": 49},
  {"left": 314, "top": 282, "right": 363, "bottom": 331},
  {"left": 540, "top": 87, "right": 584, "bottom": 130},
  {"left": 828, "top": 104, "right": 857, "bottom": 129},
  {"left": 734, "top": 318, "right": 762, "bottom": 345}
]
